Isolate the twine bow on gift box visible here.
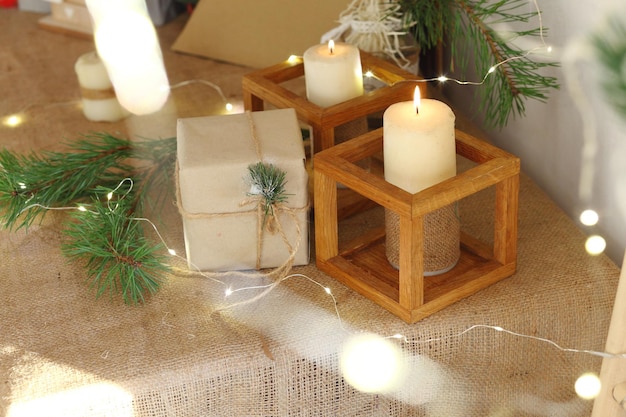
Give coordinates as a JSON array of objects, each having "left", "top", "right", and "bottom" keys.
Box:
[
  {"left": 175, "top": 111, "right": 307, "bottom": 279},
  {"left": 241, "top": 161, "right": 300, "bottom": 271}
]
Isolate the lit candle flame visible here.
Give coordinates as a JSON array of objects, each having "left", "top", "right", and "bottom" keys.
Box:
[
  {"left": 328, "top": 39, "right": 335, "bottom": 55},
  {"left": 413, "top": 86, "right": 421, "bottom": 115}
]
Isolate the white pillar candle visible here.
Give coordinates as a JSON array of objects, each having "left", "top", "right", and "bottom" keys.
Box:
[
  {"left": 383, "top": 88, "right": 456, "bottom": 193},
  {"left": 303, "top": 40, "right": 364, "bottom": 107},
  {"left": 86, "top": 0, "right": 170, "bottom": 115},
  {"left": 74, "top": 51, "right": 129, "bottom": 122}
]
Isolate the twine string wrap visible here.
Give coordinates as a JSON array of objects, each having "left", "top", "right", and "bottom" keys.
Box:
[
  {"left": 175, "top": 111, "right": 307, "bottom": 287},
  {"left": 80, "top": 86, "right": 117, "bottom": 100}
]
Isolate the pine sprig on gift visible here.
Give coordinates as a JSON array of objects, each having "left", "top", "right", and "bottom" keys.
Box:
[
  {"left": 592, "top": 14, "right": 626, "bottom": 120},
  {"left": 0, "top": 133, "right": 177, "bottom": 304},
  {"left": 398, "top": 0, "right": 559, "bottom": 128},
  {"left": 247, "top": 162, "right": 289, "bottom": 226}
]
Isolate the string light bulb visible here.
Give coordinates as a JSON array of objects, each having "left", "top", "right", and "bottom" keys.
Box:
[
  {"left": 575, "top": 372, "right": 601, "bottom": 400},
  {"left": 2, "top": 114, "right": 23, "bottom": 128},
  {"left": 340, "top": 332, "right": 406, "bottom": 393},
  {"left": 585, "top": 235, "right": 606, "bottom": 255},
  {"left": 580, "top": 209, "right": 599, "bottom": 226}
]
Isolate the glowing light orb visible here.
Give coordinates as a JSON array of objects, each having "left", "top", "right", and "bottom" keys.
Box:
[
  {"left": 3, "top": 114, "right": 23, "bottom": 127},
  {"left": 579, "top": 209, "right": 599, "bottom": 226},
  {"left": 340, "top": 333, "right": 405, "bottom": 393},
  {"left": 585, "top": 235, "right": 606, "bottom": 255},
  {"left": 575, "top": 372, "right": 601, "bottom": 400}
]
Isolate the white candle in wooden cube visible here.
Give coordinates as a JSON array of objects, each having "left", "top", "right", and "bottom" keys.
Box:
[
  {"left": 383, "top": 87, "right": 456, "bottom": 193},
  {"left": 303, "top": 40, "right": 364, "bottom": 107}
]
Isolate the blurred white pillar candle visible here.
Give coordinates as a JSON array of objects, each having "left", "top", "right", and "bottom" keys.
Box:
[
  {"left": 86, "top": 0, "right": 170, "bottom": 115},
  {"left": 383, "top": 88, "right": 456, "bottom": 192},
  {"left": 303, "top": 40, "right": 364, "bottom": 107},
  {"left": 74, "top": 51, "right": 129, "bottom": 122}
]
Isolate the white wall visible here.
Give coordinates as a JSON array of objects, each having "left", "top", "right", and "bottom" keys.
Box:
[{"left": 446, "top": 0, "right": 626, "bottom": 265}]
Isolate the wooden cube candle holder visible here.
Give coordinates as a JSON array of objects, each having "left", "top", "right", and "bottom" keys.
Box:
[
  {"left": 313, "top": 128, "right": 521, "bottom": 323},
  {"left": 242, "top": 50, "right": 422, "bottom": 154}
]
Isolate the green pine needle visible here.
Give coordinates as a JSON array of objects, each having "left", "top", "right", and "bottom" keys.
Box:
[
  {"left": 0, "top": 133, "right": 134, "bottom": 230},
  {"left": 398, "top": 0, "right": 560, "bottom": 128},
  {"left": 592, "top": 14, "right": 626, "bottom": 120},
  {"left": 247, "top": 162, "right": 290, "bottom": 225},
  {"left": 0, "top": 132, "right": 177, "bottom": 304},
  {"left": 62, "top": 195, "right": 169, "bottom": 304}
]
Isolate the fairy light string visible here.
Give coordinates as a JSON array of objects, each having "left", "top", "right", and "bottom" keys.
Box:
[
  {"left": 0, "top": 78, "right": 235, "bottom": 125},
  {"left": 14, "top": 181, "right": 623, "bottom": 361},
  {"left": 2, "top": 163, "right": 620, "bottom": 402},
  {"left": 2, "top": 0, "right": 618, "bottom": 402}
]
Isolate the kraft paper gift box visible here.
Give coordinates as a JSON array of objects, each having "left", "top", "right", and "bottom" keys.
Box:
[{"left": 176, "top": 109, "right": 310, "bottom": 271}]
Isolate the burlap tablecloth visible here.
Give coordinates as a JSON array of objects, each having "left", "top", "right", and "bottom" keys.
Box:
[{"left": 0, "top": 9, "right": 620, "bottom": 417}]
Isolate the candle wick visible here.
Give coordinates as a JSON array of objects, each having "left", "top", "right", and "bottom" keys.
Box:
[{"left": 415, "top": 106, "right": 419, "bottom": 115}]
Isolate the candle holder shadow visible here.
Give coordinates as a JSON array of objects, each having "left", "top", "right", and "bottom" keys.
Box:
[
  {"left": 241, "top": 50, "right": 423, "bottom": 154},
  {"left": 313, "top": 128, "right": 520, "bottom": 323}
]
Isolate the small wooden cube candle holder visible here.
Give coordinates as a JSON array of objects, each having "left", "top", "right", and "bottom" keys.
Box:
[
  {"left": 242, "top": 50, "right": 422, "bottom": 154},
  {"left": 314, "top": 128, "right": 521, "bottom": 323}
]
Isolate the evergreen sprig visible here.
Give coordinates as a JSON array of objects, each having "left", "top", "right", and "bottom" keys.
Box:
[
  {"left": 0, "top": 133, "right": 177, "bottom": 304},
  {"left": 398, "top": 0, "right": 559, "bottom": 128},
  {"left": 0, "top": 133, "right": 134, "bottom": 229},
  {"left": 592, "top": 14, "right": 626, "bottom": 120},
  {"left": 62, "top": 193, "right": 168, "bottom": 304},
  {"left": 247, "top": 162, "right": 289, "bottom": 226}
]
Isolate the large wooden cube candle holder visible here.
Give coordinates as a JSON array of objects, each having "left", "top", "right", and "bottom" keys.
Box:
[
  {"left": 242, "top": 50, "right": 422, "bottom": 154},
  {"left": 313, "top": 128, "right": 521, "bottom": 323}
]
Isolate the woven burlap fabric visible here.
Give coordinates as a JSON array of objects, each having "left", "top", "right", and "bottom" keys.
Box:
[
  {"left": 385, "top": 205, "right": 461, "bottom": 274},
  {"left": 0, "top": 10, "right": 621, "bottom": 417}
]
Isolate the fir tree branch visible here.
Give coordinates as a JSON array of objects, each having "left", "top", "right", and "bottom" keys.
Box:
[
  {"left": 398, "top": 0, "right": 559, "bottom": 128},
  {"left": 399, "top": 0, "right": 457, "bottom": 51},
  {"left": 454, "top": 0, "right": 559, "bottom": 128},
  {"left": 62, "top": 194, "right": 169, "bottom": 304},
  {"left": 0, "top": 133, "right": 178, "bottom": 304},
  {"left": 0, "top": 133, "right": 134, "bottom": 229},
  {"left": 592, "top": 14, "right": 626, "bottom": 120},
  {"left": 247, "top": 162, "right": 290, "bottom": 226}
]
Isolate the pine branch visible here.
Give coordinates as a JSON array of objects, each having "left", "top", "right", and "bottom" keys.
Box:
[
  {"left": 455, "top": 0, "right": 559, "bottom": 128},
  {"left": 399, "top": 0, "right": 458, "bottom": 51},
  {"left": 398, "top": 0, "right": 559, "bottom": 128},
  {"left": 0, "top": 133, "right": 177, "bottom": 304},
  {"left": 62, "top": 193, "right": 168, "bottom": 304},
  {"left": 0, "top": 133, "right": 133, "bottom": 230},
  {"left": 247, "top": 162, "right": 290, "bottom": 226},
  {"left": 592, "top": 14, "right": 626, "bottom": 120}
]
